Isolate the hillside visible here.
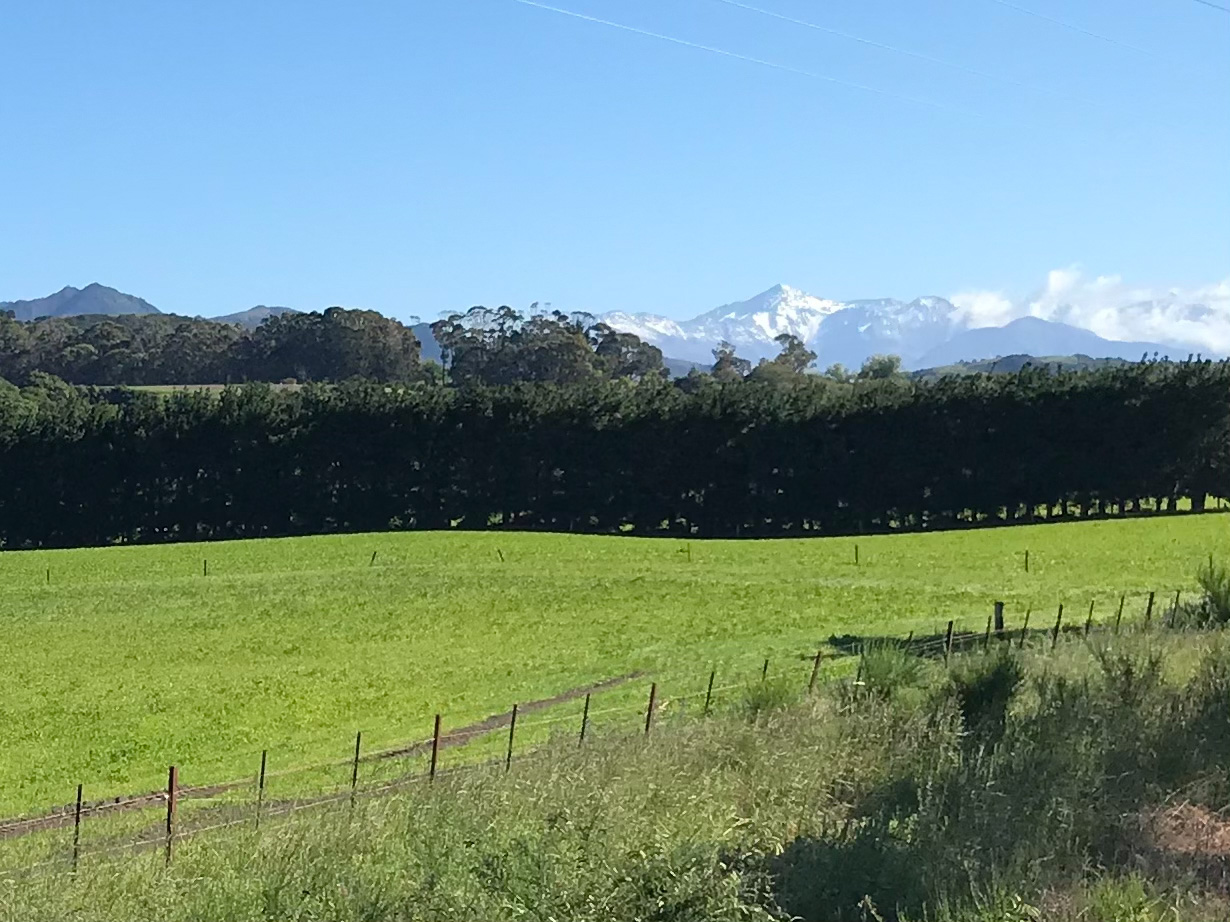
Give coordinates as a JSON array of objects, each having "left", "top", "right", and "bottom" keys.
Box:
[
  {"left": 210, "top": 305, "right": 299, "bottom": 329},
  {"left": 914, "top": 353, "right": 1131, "bottom": 380},
  {"left": 912, "top": 316, "right": 1170, "bottom": 368},
  {"left": 0, "top": 517, "right": 1222, "bottom": 818}
]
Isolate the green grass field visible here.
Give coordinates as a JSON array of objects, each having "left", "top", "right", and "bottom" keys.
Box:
[{"left": 1, "top": 515, "right": 1227, "bottom": 818}]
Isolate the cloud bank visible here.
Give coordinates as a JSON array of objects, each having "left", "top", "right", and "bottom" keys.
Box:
[{"left": 951, "top": 268, "right": 1230, "bottom": 355}]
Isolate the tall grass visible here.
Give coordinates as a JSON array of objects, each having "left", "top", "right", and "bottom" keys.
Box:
[{"left": 5, "top": 635, "right": 1230, "bottom": 921}]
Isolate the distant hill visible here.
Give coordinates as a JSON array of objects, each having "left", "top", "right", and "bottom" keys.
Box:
[
  {"left": 210, "top": 305, "right": 299, "bottom": 329},
  {"left": 911, "top": 316, "right": 1171, "bottom": 369},
  {"left": 913, "top": 353, "right": 1131, "bottom": 380},
  {"left": 1, "top": 283, "right": 160, "bottom": 321}
]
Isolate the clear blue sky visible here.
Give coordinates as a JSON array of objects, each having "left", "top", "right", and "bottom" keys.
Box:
[{"left": 2, "top": 0, "right": 1227, "bottom": 321}]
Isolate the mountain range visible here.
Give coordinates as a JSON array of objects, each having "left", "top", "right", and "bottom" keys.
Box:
[
  {"left": 598, "top": 284, "right": 1184, "bottom": 369},
  {"left": 2, "top": 281, "right": 1209, "bottom": 371}
]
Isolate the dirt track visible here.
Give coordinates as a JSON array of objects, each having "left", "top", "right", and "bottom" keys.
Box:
[{"left": 0, "top": 672, "right": 642, "bottom": 840}]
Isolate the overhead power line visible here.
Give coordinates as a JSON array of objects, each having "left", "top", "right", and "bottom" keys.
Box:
[
  {"left": 986, "top": 0, "right": 1156, "bottom": 56},
  {"left": 1189, "top": 0, "right": 1230, "bottom": 13},
  {"left": 513, "top": 0, "right": 983, "bottom": 117},
  {"left": 710, "top": 0, "right": 1092, "bottom": 104}
]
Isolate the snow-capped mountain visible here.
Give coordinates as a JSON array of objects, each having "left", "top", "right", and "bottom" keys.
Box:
[
  {"left": 601, "top": 285, "right": 962, "bottom": 367},
  {"left": 808, "top": 296, "right": 959, "bottom": 369},
  {"left": 599, "top": 283, "right": 1218, "bottom": 370},
  {"left": 602, "top": 285, "right": 844, "bottom": 365}
]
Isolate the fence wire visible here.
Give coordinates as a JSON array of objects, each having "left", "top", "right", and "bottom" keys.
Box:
[{"left": 0, "top": 589, "right": 1179, "bottom": 879}]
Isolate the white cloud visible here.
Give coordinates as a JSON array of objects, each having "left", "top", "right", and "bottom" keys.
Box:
[{"left": 951, "top": 268, "right": 1230, "bottom": 355}]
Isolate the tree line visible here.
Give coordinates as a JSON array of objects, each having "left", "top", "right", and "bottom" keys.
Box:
[
  {"left": 0, "top": 358, "right": 1225, "bottom": 548},
  {"left": 0, "top": 303, "right": 900, "bottom": 388}
]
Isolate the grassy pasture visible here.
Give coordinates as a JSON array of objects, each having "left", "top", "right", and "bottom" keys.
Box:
[{"left": 0, "top": 515, "right": 1227, "bottom": 818}]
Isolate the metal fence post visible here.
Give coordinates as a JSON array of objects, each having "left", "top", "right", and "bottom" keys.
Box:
[
  {"left": 644, "top": 683, "right": 657, "bottom": 735},
  {"left": 579, "top": 693, "right": 591, "bottom": 744},
  {"left": 256, "top": 750, "right": 267, "bottom": 829},
  {"left": 71, "top": 783, "right": 83, "bottom": 873},
  {"left": 164, "top": 766, "right": 178, "bottom": 866},
  {"left": 350, "top": 732, "right": 362, "bottom": 809},
  {"left": 429, "top": 715, "right": 441, "bottom": 782},
  {"left": 505, "top": 704, "right": 518, "bottom": 772}
]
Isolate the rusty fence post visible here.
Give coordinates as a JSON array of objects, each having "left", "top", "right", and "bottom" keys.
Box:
[
  {"left": 1115, "top": 594, "right": 1125, "bottom": 634},
  {"left": 1144, "top": 591, "right": 1155, "bottom": 629},
  {"left": 1019, "top": 609, "right": 1031, "bottom": 650},
  {"left": 761, "top": 659, "right": 769, "bottom": 683},
  {"left": 1051, "top": 604, "right": 1064, "bottom": 651},
  {"left": 505, "top": 704, "right": 518, "bottom": 772},
  {"left": 944, "top": 620, "right": 955, "bottom": 667},
  {"left": 703, "top": 670, "right": 716, "bottom": 716},
  {"left": 1085, "top": 600, "right": 1095, "bottom": 637}
]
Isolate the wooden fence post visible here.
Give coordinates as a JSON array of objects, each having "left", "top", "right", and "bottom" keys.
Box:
[
  {"left": 703, "top": 670, "right": 715, "bottom": 716},
  {"left": 761, "top": 659, "right": 769, "bottom": 682},
  {"left": 579, "top": 693, "right": 591, "bottom": 744},
  {"left": 202, "top": 559, "right": 208, "bottom": 577},
  {"left": 1019, "top": 609, "right": 1031, "bottom": 650},
  {"left": 644, "top": 683, "right": 657, "bottom": 735},
  {"left": 429, "top": 715, "right": 441, "bottom": 782},
  {"left": 944, "top": 620, "right": 955, "bottom": 667},
  {"left": 1025, "top": 550, "right": 1030, "bottom": 573},
  {"left": 1051, "top": 604, "right": 1064, "bottom": 650},
  {"left": 993, "top": 601, "right": 1005, "bottom": 637},
  {"left": 1171, "top": 589, "right": 1182, "bottom": 627},
  {"left": 854, "top": 544, "right": 859, "bottom": 566},
  {"left": 1085, "top": 600, "right": 1094, "bottom": 637},
  {"left": 350, "top": 731, "right": 361, "bottom": 808},
  {"left": 256, "top": 750, "right": 267, "bottom": 828},
  {"left": 808, "top": 651, "right": 822, "bottom": 692},
  {"left": 370, "top": 550, "right": 378, "bottom": 566},
  {"left": 1144, "top": 591, "right": 1155, "bottom": 629},
  {"left": 71, "top": 783, "right": 82, "bottom": 873},
  {"left": 164, "top": 765, "right": 178, "bottom": 866},
  {"left": 505, "top": 704, "right": 518, "bottom": 772},
  {"left": 983, "top": 615, "right": 992, "bottom": 652},
  {"left": 1115, "top": 594, "right": 1125, "bottom": 635}
]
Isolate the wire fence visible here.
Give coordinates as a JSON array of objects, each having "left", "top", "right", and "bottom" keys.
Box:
[{"left": 0, "top": 586, "right": 1190, "bottom": 879}]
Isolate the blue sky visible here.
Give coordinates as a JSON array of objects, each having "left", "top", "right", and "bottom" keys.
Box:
[{"left": 2, "top": 0, "right": 1227, "bottom": 321}]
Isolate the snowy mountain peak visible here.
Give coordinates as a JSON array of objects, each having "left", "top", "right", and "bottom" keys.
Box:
[
  {"left": 599, "top": 284, "right": 945, "bottom": 366},
  {"left": 598, "top": 280, "right": 1222, "bottom": 370}
]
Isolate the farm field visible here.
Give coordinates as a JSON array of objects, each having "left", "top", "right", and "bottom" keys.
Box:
[{"left": 0, "top": 515, "right": 1227, "bottom": 818}]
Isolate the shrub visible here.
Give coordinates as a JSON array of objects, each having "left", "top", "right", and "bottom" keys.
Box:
[
  {"left": 946, "top": 649, "right": 1024, "bottom": 746},
  {"left": 741, "top": 676, "right": 797, "bottom": 722},
  {"left": 860, "top": 642, "right": 925, "bottom": 700},
  {"left": 1172, "top": 555, "right": 1230, "bottom": 628}
]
